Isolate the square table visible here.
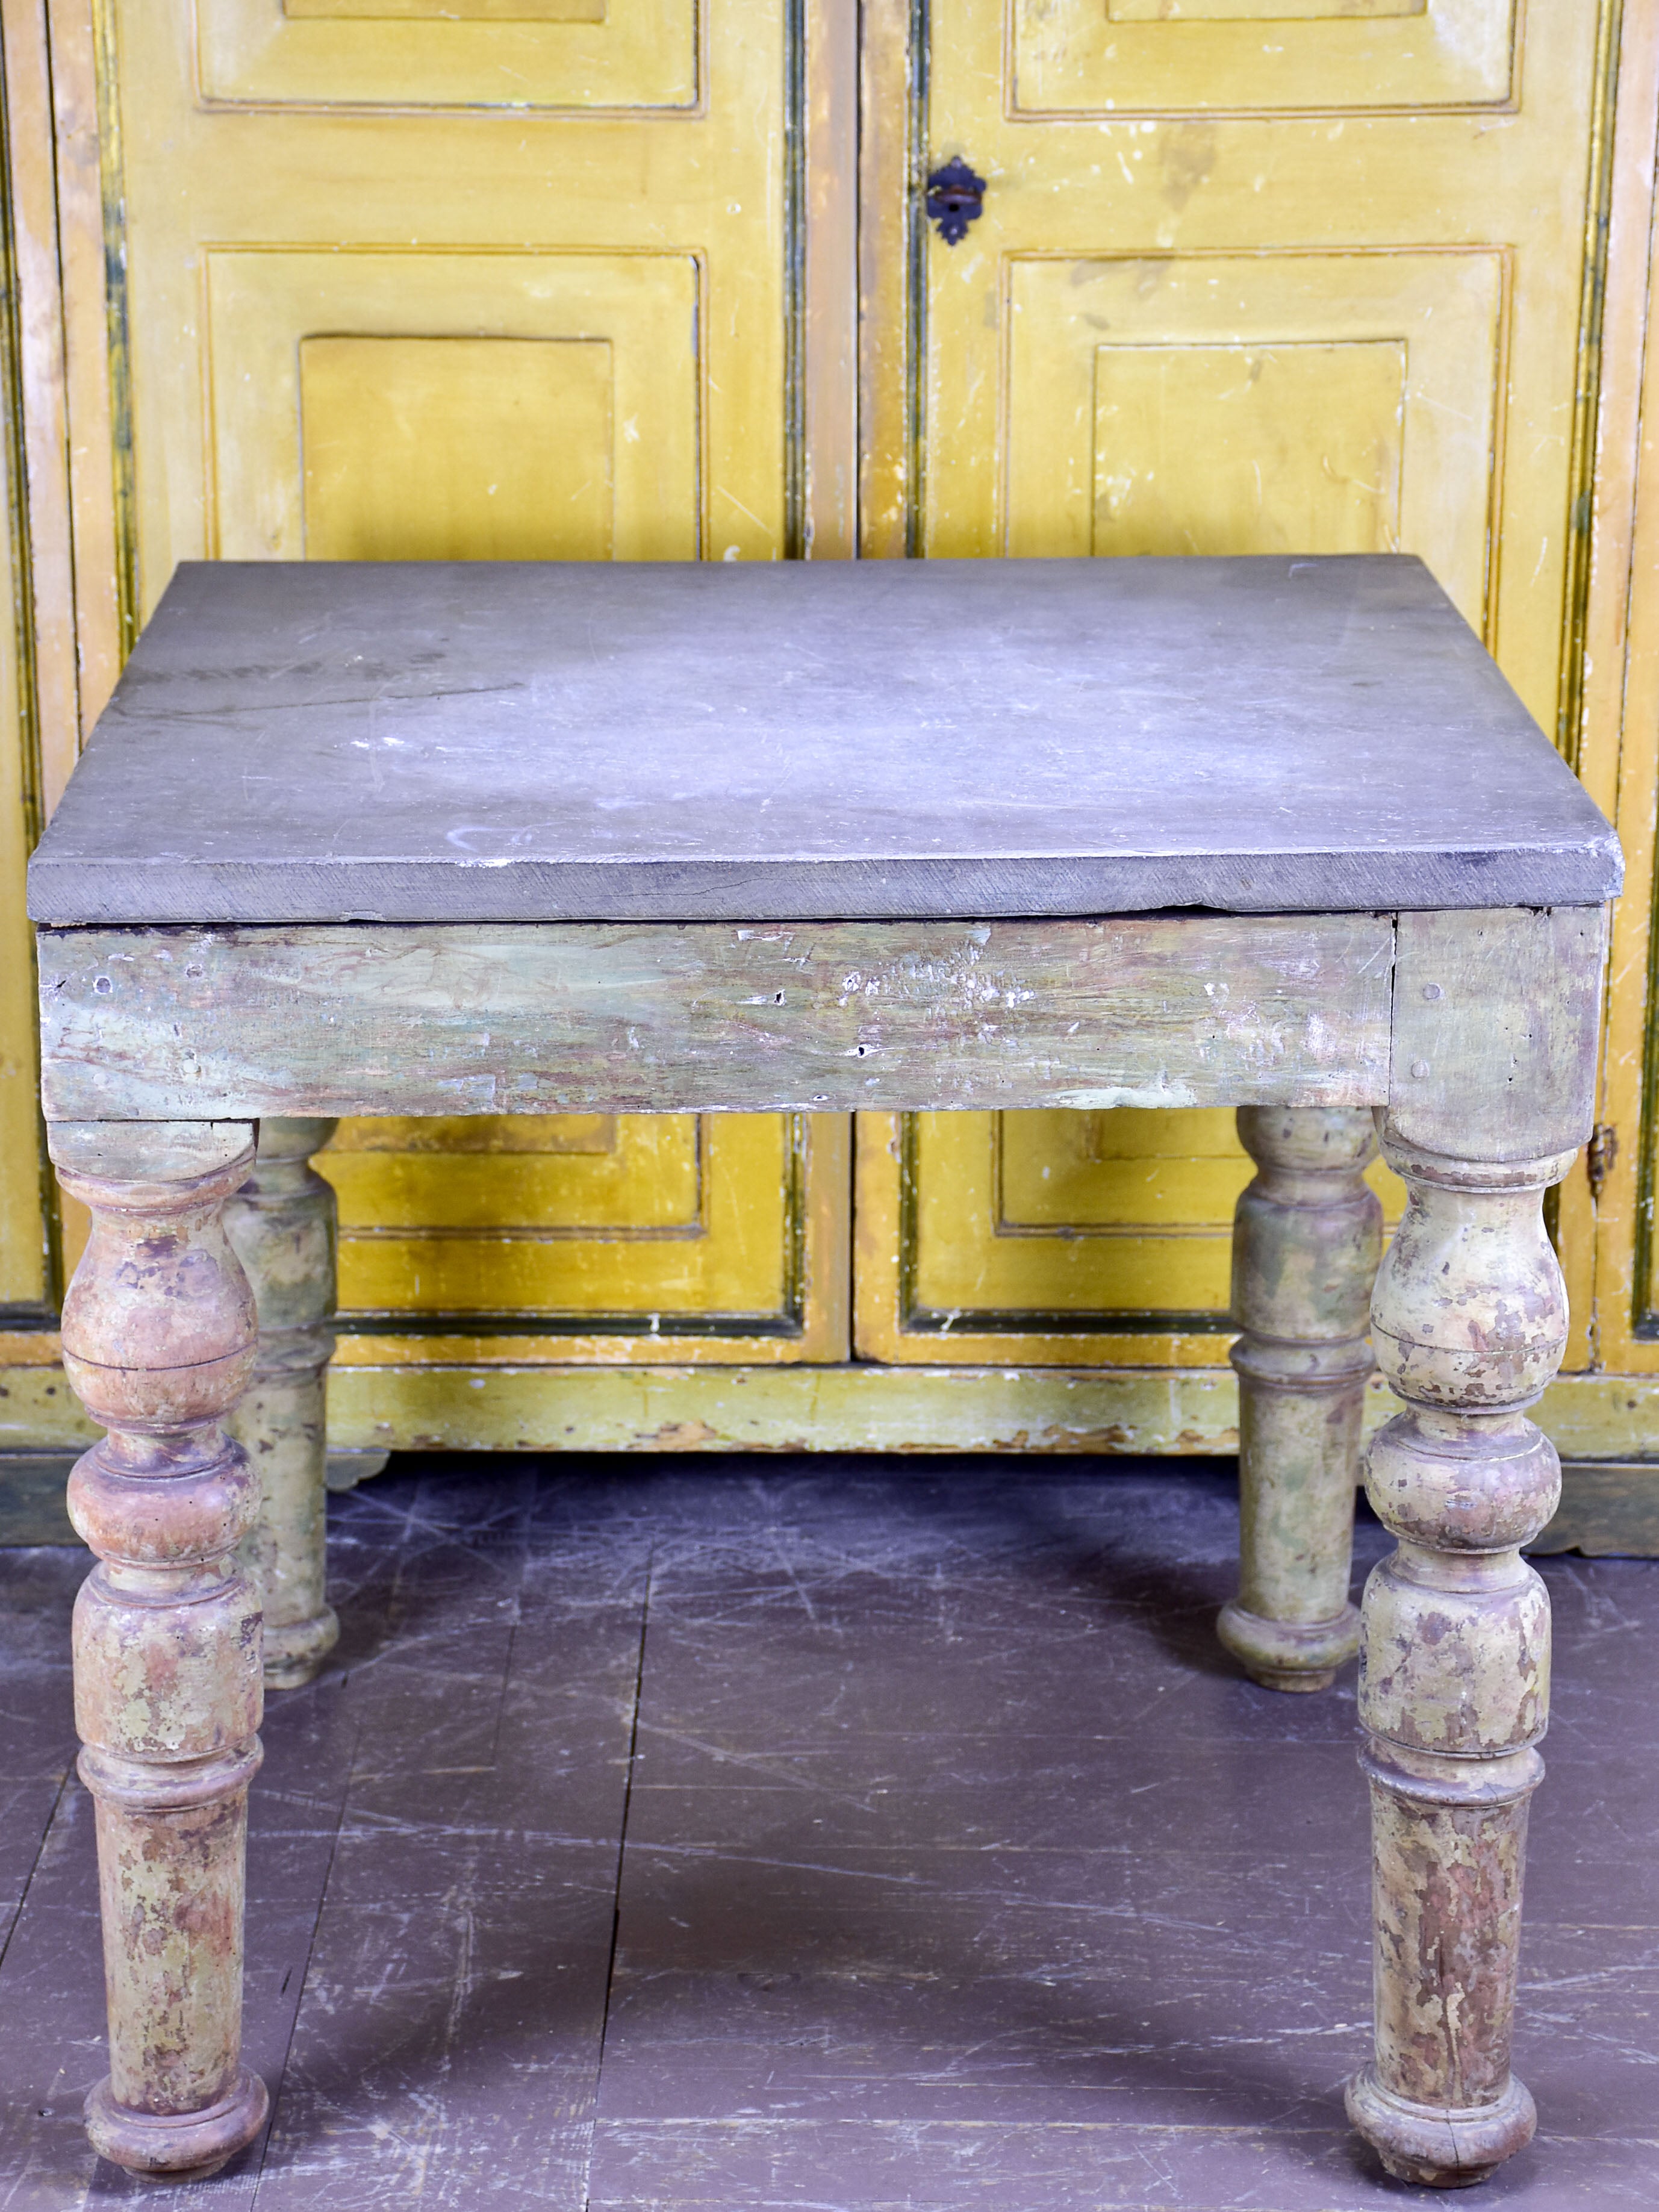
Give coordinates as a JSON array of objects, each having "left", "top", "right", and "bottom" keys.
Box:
[{"left": 28, "top": 555, "right": 1620, "bottom": 2190}]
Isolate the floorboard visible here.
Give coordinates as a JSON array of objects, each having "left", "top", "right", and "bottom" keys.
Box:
[{"left": 0, "top": 1457, "right": 1654, "bottom": 2210}]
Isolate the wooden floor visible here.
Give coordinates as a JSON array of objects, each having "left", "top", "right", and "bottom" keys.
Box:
[{"left": 0, "top": 1456, "right": 1654, "bottom": 2210}]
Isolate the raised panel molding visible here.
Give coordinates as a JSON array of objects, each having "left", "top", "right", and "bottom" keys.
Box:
[
  {"left": 853, "top": 1110, "right": 1405, "bottom": 1362},
  {"left": 204, "top": 251, "right": 701, "bottom": 562},
  {"left": 1091, "top": 340, "right": 1405, "bottom": 559},
  {"left": 193, "top": 249, "right": 806, "bottom": 1352},
  {"left": 1004, "top": 251, "right": 1505, "bottom": 633},
  {"left": 198, "top": 0, "right": 697, "bottom": 110},
  {"left": 323, "top": 1114, "right": 700, "bottom": 1238},
  {"left": 323, "top": 1114, "right": 813, "bottom": 1336},
  {"left": 288, "top": 0, "right": 605, "bottom": 18},
  {"left": 924, "top": 243, "right": 1508, "bottom": 1353},
  {"left": 1015, "top": 0, "right": 1517, "bottom": 115}
]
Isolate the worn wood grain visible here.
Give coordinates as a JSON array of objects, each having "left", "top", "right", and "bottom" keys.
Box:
[
  {"left": 37, "top": 914, "right": 1396, "bottom": 1121},
  {"left": 1388, "top": 906, "right": 1605, "bottom": 1161}
]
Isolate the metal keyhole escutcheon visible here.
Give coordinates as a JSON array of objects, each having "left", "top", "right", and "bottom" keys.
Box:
[{"left": 925, "top": 157, "right": 986, "bottom": 245}]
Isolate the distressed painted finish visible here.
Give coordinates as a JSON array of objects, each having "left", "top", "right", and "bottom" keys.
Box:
[
  {"left": 1388, "top": 906, "right": 1607, "bottom": 1162},
  {"left": 1343, "top": 903, "right": 1603, "bottom": 2186},
  {"left": 1219, "top": 1106, "right": 1381, "bottom": 1693},
  {"left": 1, "top": 0, "right": 1646, "bottom": 1428},
  {"left": 35, "top": 897, "right": 1611, "bottom": 2187},
  {"left": 48, "top": 1120, "right": 269, "bottom": 2180},
  {"left": 21, "top": 1352, "right": 1659, "bottom": 1470},
  {"left": 35, "top": 915, "right": 1396, "bottom": 1121},
  {"left": 225, "top": 1120, "right": 340, "bottom": 1691},
  {"left": 1348, "top": 1136, "right": 1575, "bottom": 2185}
]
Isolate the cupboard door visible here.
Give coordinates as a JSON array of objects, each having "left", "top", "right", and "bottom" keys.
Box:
[
  {"left": 859, "top": 0, "right": 1613, "bottom": 1366},
  {"left": 43, "top": 0, "right": 848, "bottom": 1368}
]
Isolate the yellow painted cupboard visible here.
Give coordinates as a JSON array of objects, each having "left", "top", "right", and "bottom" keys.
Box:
[{"left": 2, "top": 0, "right": 1658, "bottom": 1482}]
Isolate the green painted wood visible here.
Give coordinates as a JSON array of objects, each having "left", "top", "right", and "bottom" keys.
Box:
[
  {"left": 1389, "top": 906, "right": 1606, "bottom": 1161},
  {"left": 37, "top": 914, "right": 1396, "bottom": 1121},
  {"left": 9, "top": 1360, "right": 1658, "bottom": 1475}
]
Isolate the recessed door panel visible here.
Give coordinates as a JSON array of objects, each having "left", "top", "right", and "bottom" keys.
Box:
[
  {"left": 198, "top": 245, "right": 749, "bottom": 1342},
  {"left": 856, "top": 1111, "right": 1405, "bottom": 1362},
  {"left": 290, "top": 0, "right": 605, "bottom": 17},
  {"left": 320, "top": 1114, "right": 809, "bottom": 1331},
  {"left": 199, "top": 0, "right": 696, "bottom": 110},
  {"left": 207, "top": 252, "right": 698, "bottom": 561},
  {"left": 1108, "top": 1, "right": 1422, "bottom": 16},
  {"left": 1004, "top": 252, "right": 1501, "bottom": 614},
  {"left": 889, "top": 251, "right": 1496, "bottom": 1356},
  {"left": 300, "top": 337, "right": 615, "bottom": 562},
  {"left": 322, "top": 1115, "right": 694, "bottom": 1233},
  {"left": 1014, "top": 0, "right": 1516, "bottom": 114},
  {"left": 1089, "top": 340, "right": 1405, "bottom": 559}
]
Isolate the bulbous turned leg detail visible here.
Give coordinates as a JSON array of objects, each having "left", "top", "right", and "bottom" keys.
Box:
[
  {"left": 1219, "top": 1107, "right": 1381, "bottom": 1692},
  {"left": 1345, "top": 1135, "right": 1577, "bottom": 2189},
  {"left": 49, "top": 1121, "right": 269, "bottom": 2181},
  {"left": 226, "top": 1118, "right": 340, "bottom": 1690}
]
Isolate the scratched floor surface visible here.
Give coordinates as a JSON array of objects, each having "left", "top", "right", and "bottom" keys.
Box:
[{"left": 0, "top": 1456, "right": 1655, "bottom": 2211}]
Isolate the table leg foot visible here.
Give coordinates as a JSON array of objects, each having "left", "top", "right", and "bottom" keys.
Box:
[
  {"left": 86, "top": 2067, "right": 270, "bottom": 2181},
  {"left": 1346, "top": 2065, "right": 1536, "bottom": 2189},
  {"left": 1214, "top": 1601, "right": 1352, "bottom": 1692},
  {"left": 1222, "top": 1107, "right": 1379, "bottom": 1692},
  {"left": 226, "top": 1119, "right": 340, "bottom": 1692}
]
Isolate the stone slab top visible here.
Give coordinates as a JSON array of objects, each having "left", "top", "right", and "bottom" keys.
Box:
[{"left": 27, "top": 554, "right": 1621, "bottom": 926}]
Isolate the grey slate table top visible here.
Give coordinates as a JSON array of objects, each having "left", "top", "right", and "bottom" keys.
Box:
[{"left": 26, "top": 555, "right": 1621, "bottom": 926}]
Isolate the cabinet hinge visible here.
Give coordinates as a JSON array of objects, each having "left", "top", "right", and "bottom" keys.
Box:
[{"left": 1586, "top": 1123, "right": 1618, "bottom": 1200}]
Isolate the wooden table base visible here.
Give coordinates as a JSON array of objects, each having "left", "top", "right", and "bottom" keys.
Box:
[
  {"left": 36, "top": 905, "right": 1604, "bottom": 2187},
  {"left": 33, "top": 471, "right": 1624, "bottom": 2201}
]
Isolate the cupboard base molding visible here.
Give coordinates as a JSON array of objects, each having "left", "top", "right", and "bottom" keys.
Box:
[{"left": 4, "top": 1362, "right": 1659, "bottom": 1557}]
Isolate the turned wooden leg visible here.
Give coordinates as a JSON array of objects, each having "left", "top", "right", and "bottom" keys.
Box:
[
  {"left": 1344, "top": 1134, "right": 1577, "bottom": 2187},
  {"left": 49, "top": 1121, "right": 269, "bottom": 2181},
  {"left": 226, "top": 1118, "right": 340, "bottom": 1690},
  {"left": 1219, "top": 1106, "right": 1380, "bottom": 1692}
]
